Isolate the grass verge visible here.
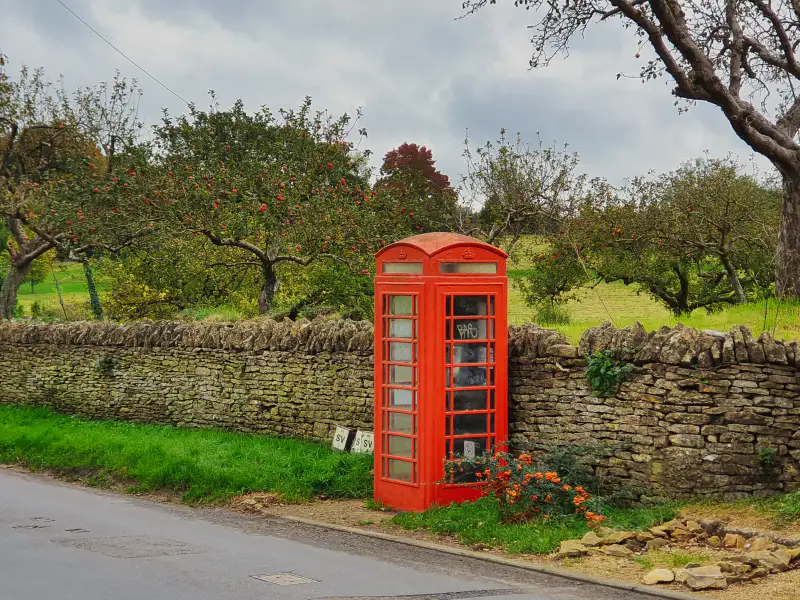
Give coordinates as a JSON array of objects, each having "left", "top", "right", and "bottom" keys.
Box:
[
  {"left": 391, "top": 497, "right": 680, "bottom": 555},
  {"left": 0, "top": 405, "right": 372, "bottom": 502}
]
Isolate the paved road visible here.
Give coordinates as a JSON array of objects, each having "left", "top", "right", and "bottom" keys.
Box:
[{"left": 0, "top": 468, "right": 658, "bottom": 600}]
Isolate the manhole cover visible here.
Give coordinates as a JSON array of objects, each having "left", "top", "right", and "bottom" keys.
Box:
[
  {"left": 59, "top": 536, "right": 201, "bottom": 558},
  {"left": 251, "top": 573, "right": 318, "bottom": 586}
]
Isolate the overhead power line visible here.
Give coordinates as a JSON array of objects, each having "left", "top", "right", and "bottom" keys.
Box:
[{"left": 55, "top": 0, "right": 191, "bottom": 106}]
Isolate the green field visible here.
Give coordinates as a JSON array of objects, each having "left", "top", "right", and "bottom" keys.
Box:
[
  {"left": 16, "top": 262, "right": 106, "bottom": 317},
  {"left": 12, "top": 258, "right": 800, "bottom": 344}
]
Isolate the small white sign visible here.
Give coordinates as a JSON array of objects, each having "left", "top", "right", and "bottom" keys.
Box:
[
  {"left": 463, "top": 440, "right": 477, "bottom": 460},
  {"left": 332, "top": 426, "right": 351, "bottom": 451},
  {"left": 351, "top": 431, "right": 374, "bottom": 454}
]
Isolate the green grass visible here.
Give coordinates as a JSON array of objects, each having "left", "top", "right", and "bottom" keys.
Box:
[
  {"left": 0, "top": 405, "right": 372, "bottom": 502},
  {"left": 391, "top": 497, "right": 680, "bottom": 555}
]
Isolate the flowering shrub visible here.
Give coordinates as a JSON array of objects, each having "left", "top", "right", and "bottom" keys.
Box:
[{"left": 444, "top": 450, "right": 605, "bottom": 525}]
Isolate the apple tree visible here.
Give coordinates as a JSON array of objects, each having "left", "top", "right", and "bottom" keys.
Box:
[
  {"left": 0, "top": 55, "right": 150, "bottom": 319},
  {"left": 140, "top": 97, "right": 393, "bottom": 314}
]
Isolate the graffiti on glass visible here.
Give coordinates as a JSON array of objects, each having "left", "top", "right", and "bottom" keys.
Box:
[{"left": 456, "top": 322, "right": 479, "bottom": 339}]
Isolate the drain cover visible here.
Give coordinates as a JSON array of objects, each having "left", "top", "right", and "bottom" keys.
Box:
[
  {"left": 251, "top": 573, "right": 318, "bottom": 585},
  {"left": 59, "top": 536, "right": 200, "bottom": 558}
]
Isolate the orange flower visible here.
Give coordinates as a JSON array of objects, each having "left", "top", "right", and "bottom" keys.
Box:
[
  {"left": 524, "top": 473, "right": 534, "bottom": 482},
  {"left": 561, "top": 484, "right": 572, "bottom": 492},
  {"left": 533, "top": 472, "right": 544, "bottom": 480},
  {"left": 518, "top": 453, "right": 533, "bottom": 465},
  {"left": 476, "top": 472, "right": 483, "bottom": 478}
]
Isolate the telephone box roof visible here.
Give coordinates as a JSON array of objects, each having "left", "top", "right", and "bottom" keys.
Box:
[{"left": 377, "top": 232, "right": 508, "bottom": 259}]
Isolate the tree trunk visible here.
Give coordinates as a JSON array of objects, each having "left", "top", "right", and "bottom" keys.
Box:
[
  {"left": 81, "top": 256, "right": 104, "bottom": 320},
  {"left": 258, "top": 262, "right": 279, "bottom": 315},
  {"left": 776, "top": 174, "right": 800, "bottom": 299},
  {"left": 720, "top": 252, "right": 747, "bottom": 304},
  {"left": 0, "top": 260, "right": 32, "bottom": 319}
]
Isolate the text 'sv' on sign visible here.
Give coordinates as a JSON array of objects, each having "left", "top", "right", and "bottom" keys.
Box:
[
  {"left": 351, "top": 430, "right": 374, "bottom": 454},
  {"left": 332, "top": 426, "right": 352, "bottom": 451}
]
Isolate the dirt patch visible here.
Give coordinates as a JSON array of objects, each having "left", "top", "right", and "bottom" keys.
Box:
[
  {"left": 680, "top": 503, "right": 800, "bottom": 539},
  {"left": 231, "top": 494, "right": 395, "bottom": 528}
]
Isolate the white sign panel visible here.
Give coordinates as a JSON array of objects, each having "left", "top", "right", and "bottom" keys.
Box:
[
  {"left": 463, "top": 440, "right": 477, "bottom": 460},
  {"left": 351, "top": 431, "right": 374, "bottom": 455},
  {"left": 332, "top": 426, "right": 351, "bottom": 451}
]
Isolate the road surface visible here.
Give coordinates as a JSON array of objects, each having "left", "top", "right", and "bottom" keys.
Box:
[{"left": 0, "top": 468, "right": 659, "bottom": 600}]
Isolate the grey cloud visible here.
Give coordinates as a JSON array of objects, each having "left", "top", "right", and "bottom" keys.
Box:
[{"left": 0, "top": 0, "right": 770, "bottom": 188}]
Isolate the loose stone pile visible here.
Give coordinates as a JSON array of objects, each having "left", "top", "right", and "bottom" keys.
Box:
[{"left": 552, "top": 518, "right": 800, "bottom": 591}]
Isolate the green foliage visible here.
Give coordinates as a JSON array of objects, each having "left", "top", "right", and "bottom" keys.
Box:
[
  {"left": 444, "top": 450, "right": 605, "bottom": 524},
  {"left": 0, "top": 405, "right": 373, "bottom": 502},
  {"left": 517, "top": 158, "right": 781, "bottom": 316},
  {"left": 776, "top": 491, "right": 800, "bottom": 523},
  {"left": 95, "top": 355, "right": 115, "bottom": 376},
  {"left": 101, "top": 235, "right": 261, "bottom": 321},
  {"left": 534, "top": 303, "right": 571, "bottom": 326},
  {"left": 757, "top": 447, "right": 777, "bottom": 472},
  {"left": 586, "top": 350, "right": 634, "bottom": 397},
  {"left": 532, "top": 444, "right": 610, "bottom": 494},
  {"left": 392, "top": 496, "right": 679, "bottom": 555}
]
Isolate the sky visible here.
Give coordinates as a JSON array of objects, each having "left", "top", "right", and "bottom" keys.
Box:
[{"left": 0, "top": 0, "right": 770, "bottom": 186}]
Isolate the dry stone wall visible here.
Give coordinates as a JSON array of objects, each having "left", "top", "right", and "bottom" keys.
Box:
[
  {"left": 1, "top": 318, "right": 798, "bottom": 499},
  {"left": 0, "top": 319, "right": 374, "bottom": 440}
]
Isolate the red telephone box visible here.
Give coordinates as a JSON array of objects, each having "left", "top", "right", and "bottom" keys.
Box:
[{"left": 373, "top": 233, "right": 508, "bottom": 512}]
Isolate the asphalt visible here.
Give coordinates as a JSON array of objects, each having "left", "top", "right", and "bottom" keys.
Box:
[{"left": 0, "top": 468, "right": 661, "bottom": 600}]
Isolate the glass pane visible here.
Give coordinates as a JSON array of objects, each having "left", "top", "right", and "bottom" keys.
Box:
[
  {"left": 389, "top": 296, "right": 413, "bottom": 315},
  {"left": 388, "top": 435, "right": 413, "bottom": 458},
  {"left": 453, "top": 366, "right": 487, "bottom": 388},
  {"left": 446, "top": 416, "right": 451, "bottom": 436},
  {"left": 389, "top": 319, "right": 413, "bottom": 339},
  {"left": 388, "top": 388, "right": 414, "bottom": 408},
  {"left": 454, "top": 296, "right": 488, "bottom": 316},
  {"left": 454, "top": 437, "right": 488, "bottom": 456},
  {"left": 490, "top": 367, "right": 495, "bottom": 386},
  {"left": 490, "top": 389, "right": 495, "bottom": 409},
  {"left": 454, "top": 413, "right": 488, "bottom": 435},
  {"left": 490, "top": 413, "right": 495, "bottom": 433},
  {"left": 446, "top": 391, "right": 452, "bottom": 411},
  {"left": 489, "top": 343, "right": 495, "bottom": 363},
  {"left": 453, "top": 389, "right": 487, "bottom": 412},
  {"left": 445, "top": 367, "right": 451, "bottom": 388},
  {"left": 387, "top": 459, "right": 414, "bottom": 482},
  {"left": 383, "top": 263, "right": 423, "bottom": 274},
  {"left": 453, "top": 343, "right": 487, "bottom": 364},
  {"left": 440, "top": 263, "right": 497, "bottom": 274},
  {"left": 388, "top": 412, "right": 413, "bottom": 434},
  {"left": 453, "top": 319, "right": 488, "bottom": 340},
  {"left": 390, "top": 365, "right": 413, "bottom": 385},
  {"left": 445, "top": 344, "right": 450, "bottom": 364},
  {"left": 490, "top": 296, "right": 495, "bottom": 316},
  {"left": 446, "top": 296, "right": 452, "bottom": 316},
  {"left": 389, "top": 342, "right": 413, "bottom": 362}
]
